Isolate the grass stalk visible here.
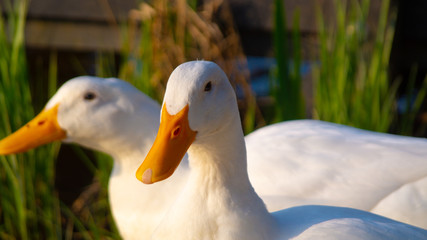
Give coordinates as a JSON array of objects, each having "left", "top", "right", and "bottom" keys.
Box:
[
  {"left": 0, "top": 0, "right": 63, "bottom": 239},
  {"left": 98, "top": 0, "right": 259, "bottom": 132},
  {"left": 313, "top": 0, "right": 402, "bottom": 132},
  {"left": 271, "top": 0, "right": 305, "bottom": 122}
]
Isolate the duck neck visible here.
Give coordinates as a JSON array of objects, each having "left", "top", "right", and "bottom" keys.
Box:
[
  {"left": 188, "top": 119, "right": 250, "bottom": 192},
  {"left": 108, "top": 101, "right": 160, "bottom": 175},
  {"left": 153, "top": 115, "right": 277, "bottom": 240}
]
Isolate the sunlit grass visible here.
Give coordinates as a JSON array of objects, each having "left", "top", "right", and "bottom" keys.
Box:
[
  {"left": 0, "top": 0, "right": 62, "bottom": 239},
  {"left": 313, "top": 0, "right": 397, "bottom": 132},
  {"left": 98, "top": 0, "right": 260, "bottom": 133},
  {"left": 64, "top": 146, "right": 120, "bottom": 240},
  {"left": 0, "top": 1, "right": 120, "bottom": 239},
  {"left": 270, "top": 0, "right": 305, "bottom": 122},
  {"left": 269, "top": 0, "right": 426, "bottom": 135}
]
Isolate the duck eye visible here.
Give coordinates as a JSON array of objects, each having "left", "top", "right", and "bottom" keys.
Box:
[
  {"left": 204, "top": 81, "right": 212, "bottom": 92},
  {"left": 84, "top": 92, "right": 96, "bottom": 101}
]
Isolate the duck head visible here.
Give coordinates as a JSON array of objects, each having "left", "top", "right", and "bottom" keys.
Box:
[
  {"left": 0, "top": 76, "right": 159, "bottom": 156},
  {"left": 136, "top": 61, "right": 238, "bottom": 184}
]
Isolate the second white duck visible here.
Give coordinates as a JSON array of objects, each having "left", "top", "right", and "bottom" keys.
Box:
[{"left": 136, "top": 60, "right": 427, "bottom": 240}]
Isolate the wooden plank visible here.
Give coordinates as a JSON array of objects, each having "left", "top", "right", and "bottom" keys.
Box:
[
  {"left": 229, "top": 0, "right": 382, "bottom": 33},
  {"left": 1, "top": 0, "right": 137, "bottom": 23},
  {"left": 25, "top": 20, "right": 122, "bottom": 51},
  {"left": 9, "top": 0, "right": 382, "bottom": 51}
]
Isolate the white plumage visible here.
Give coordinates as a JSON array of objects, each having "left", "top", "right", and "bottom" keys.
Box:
[
  {"left": 247, "top": 119, "right": 427, "bottom": 229},
  {"left": 1, "top": 72, "right": 426, "bottom": 239},
  {"left": 137, "top": 60, "right": 427, "bottom": 239}
]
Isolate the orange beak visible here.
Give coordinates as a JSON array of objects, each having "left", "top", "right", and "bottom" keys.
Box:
[
  {"left": 0, "top": 104, "right": 67, "bottom": 155},
  {"left": 136, "top": 104, "right": 196, "bottom": 184}
]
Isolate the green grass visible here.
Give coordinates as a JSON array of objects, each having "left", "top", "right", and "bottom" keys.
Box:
[
  {"left": 395, "top": 65, "right": 427, "bottom": 136},
  {"left": 98, "top": 0, "right": 259, "bottom": 133},
  {"left": 271, "top": 0, "right": 426, "bottom": 135},
  {"left": 0, "top": 0, "right": 62, "bottom": 239},
  {"left": 65, "top": 146, "right": 120, "bottom": 240},
  {"left": 0, "top": 1, "right": 120, "bottom": 239},
  {"left": 312, "top": 0, "right": 397, "bottom": 132},
  {"left": 271, "top": 0, "right": 305, "bottom": 122}
]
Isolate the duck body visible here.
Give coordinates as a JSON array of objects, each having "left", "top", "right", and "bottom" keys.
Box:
[
  {"left": 137, "top": 60, "right": 427, "bottom": 240},
  {"left": 273, "top": 205, "right": 427, "bottom": 240},
  {"left": 246, "top": 120, "right": 427, "bottom": 228}
]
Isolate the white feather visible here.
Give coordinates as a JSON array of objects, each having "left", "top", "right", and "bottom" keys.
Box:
[
  {"left": 37, "top": 73, "right": 427, "bottom": 239},
  {"left": 148, "top": 60, "right": 427, "bottom": 239}
]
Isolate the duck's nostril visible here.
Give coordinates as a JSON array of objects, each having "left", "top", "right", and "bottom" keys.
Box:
[
  {"left": 38, "top": 120, "right": 46, "bottom": 126},
  {"left": 172, "top": 127, "right": 181, "bottom": 137}
]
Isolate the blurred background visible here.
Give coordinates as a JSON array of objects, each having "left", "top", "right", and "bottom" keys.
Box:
[{"left": 0, "top": 0, "right": 426, "bottom": 239}]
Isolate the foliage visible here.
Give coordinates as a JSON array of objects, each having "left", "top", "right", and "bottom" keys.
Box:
[
  {"left": 99, "top": 0, "right": 260, "bottom": 133},
  {"left": 312, "top": 0, "right": 397, "bottom": 132},
  {"left": 271, "top": 0, "right": 305, "bottom": 122},
  {"left": 0, "top": 0, "right": 62, "bottom": 239},
  {"left": 0, "top": 1, "right": 120, "bottom": 239}
]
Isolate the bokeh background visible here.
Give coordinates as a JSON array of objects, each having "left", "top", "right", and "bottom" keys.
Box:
[{"left": 0, "top": 0, "right": 426, "bottom": 239}]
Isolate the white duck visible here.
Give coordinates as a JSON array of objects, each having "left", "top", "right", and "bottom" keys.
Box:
[
  {"left": 1, "top": 76, "right": 427, "bottom": 239},
  {"left": 136, "top": 60, "right": 427, "bottom": 239},
  {"left": 0, "top": 77, "right": 188, "bottom": 240}
]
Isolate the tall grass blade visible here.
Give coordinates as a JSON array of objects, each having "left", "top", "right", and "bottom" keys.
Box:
[
  {"left": 0, "top": 0, "right": 62, "bottom": 239},
  {"left": 271, "top": 0, "right": 305, "bottom": 122},
  {"left": 311, "top": 0, "right": 414, "bottom": 133}
]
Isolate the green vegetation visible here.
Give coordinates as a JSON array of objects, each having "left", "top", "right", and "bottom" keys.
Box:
[
  {"left": 0, "top": 0, "right": 120, "bottom": 239},
  {"left": 271, "top": 0, "right": 426, "bottom": 134},
  {"left": 98, "top": 0, "right": 259, "bottom": 133},
  {"left": 313, "top": 0, "right": 396, "bottom": 132},
  {"left": 0, "top": 0, "right": 62, "bottom": 239},
  {"left": 271, "top": 0, "right": 305, "bottom": 122},
  {"left": 61, "top": 146, "right": 120, "bottom": 240},
  {"left": 396, "top": 65, "right": 427, "bottom": 136}
]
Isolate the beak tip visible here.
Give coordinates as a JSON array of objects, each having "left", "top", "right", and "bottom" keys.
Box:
[
  {"left": 142, "top": 168, "right": 153, "bottom": 184},
  {"left": 136, "top": 168, "right": 154, "bottom": 184}
]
